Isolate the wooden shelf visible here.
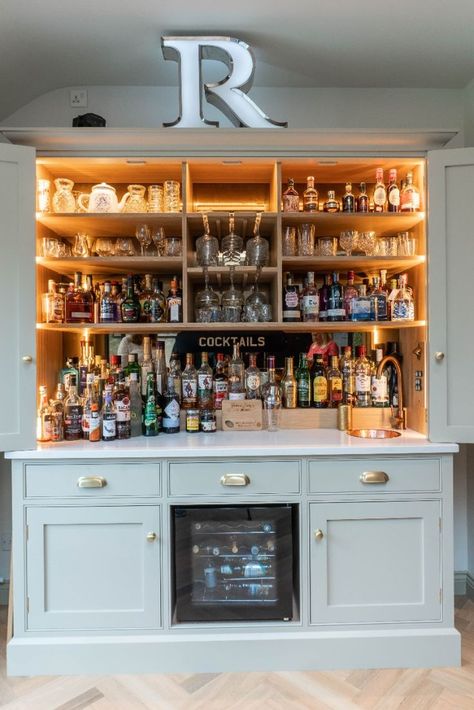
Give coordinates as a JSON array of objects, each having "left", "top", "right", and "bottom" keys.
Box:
[
  {"left": 36, "top": 256, "right": 183, "bottom": 276},
  {"left": 37, "top": 213, "right": 183, "bottom": 238},
  {"left": 280, "top": 212, "right": 424, "bottom": 236},
  {"left": 282, "top": 255, "right": 425, "bottom": 275},
  {"left": 37, "top": 320, "right": 426, "bottom": 335}
]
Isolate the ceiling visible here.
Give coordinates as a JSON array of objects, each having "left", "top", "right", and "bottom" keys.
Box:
[{"left": 1, "top": 0, "right": 474, "bottom": 121}]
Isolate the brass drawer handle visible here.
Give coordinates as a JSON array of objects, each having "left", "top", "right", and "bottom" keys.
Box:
[
  {"left": 77, "top": 476, "right": 107, "bottom": 489},
  {"left": 360, "top": 471, "right": 389, "bottom": 484},
  {"left": 220, "top": 474, "right": 250, "bottom": 487}
]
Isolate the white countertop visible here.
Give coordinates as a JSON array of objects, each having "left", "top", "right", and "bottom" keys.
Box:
[{"left": 5, "top": 429, "right": 458, "bottom": 459}]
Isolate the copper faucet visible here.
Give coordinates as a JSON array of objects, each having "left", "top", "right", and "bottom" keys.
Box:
[{"left": 376, "top": 355, "right": 407, "bottom": 430}]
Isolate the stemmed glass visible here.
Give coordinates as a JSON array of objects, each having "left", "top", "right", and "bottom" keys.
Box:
[
  {"left": 339, "top": 230, "right": 359, "bottom": 256},
  {"left": 151, "top": 227, "right": 166, "bottom": 256},
  {"left": 135, "top": 223, "right": 151, "bottom": 256},
  {"left": 357, "top": 231, "right": 377, "bottom": 256}
]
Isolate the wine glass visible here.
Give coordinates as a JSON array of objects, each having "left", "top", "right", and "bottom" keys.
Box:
[
  {"left": 115, "top": 237, "right": 136, "bottom": 256},
  {"left": 151, "top": 227, "right": 166, "bottom": 256},
  {"left": 72, "top": 233, "right": 90, "bottom": 257},
  {"left": 135, "top": 223, "right": 151, "bottom": 256},
  {"left": 358, "top": 231, "right": 377, "bottom": 256},
  {"left": 339, "top": 230, "right": 359, "bottom": 256},
  {"left": 94, "top": 237, "right": 114, "bottom": 256}
]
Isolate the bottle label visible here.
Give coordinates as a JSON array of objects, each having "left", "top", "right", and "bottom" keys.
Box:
[
  {"left": 285, "top": 291, "right": 299, "bottom": 308},
  {"left": 373, "top": 295, "right": 388, "bottom": 320},
  {"left": 388, "top": 187, "right": 400, "bottom": 206},
  {"left": 283, "top": 383, "right": 297, "bottom": 407},
  {"left": 186, "top": 412, "right": 200, "bottom": 432},
  {"left": 115, "top": 397, "right": 131, "bottom": 422},
  {"left": 64, "top": 405, "right": 82, "bottom": 438},
  {"left": 302, "top": 295, "right": 319, "bottom": 316},
  {"left": 356, "top": 373, "right": 371, "bottom": 393},
  {"left": 297, "top": 379, "right": 310, "bottom": 404},
  {"left": 371, "top": 375, "right": 389, "bottom": 404},
  {"left": 329, "top": 376, "right": 343, "bottom": 402},
  {"left": 228, "top": 392, "right": 246, "bottom": 400},
  {"left": 163, "top": 398, "right": 180, "bottom": 429},
  {"left": 141, "top": 365, "right": 153, "bottom": 397},
  {"left": 246, "top": 374, "right": 260, "bottom": 391},
  {"left": 198, "top": 374, "right": 213, "bottom": 392},
  {"left": 313, "top": 376, "right": 328, "bottom": 402},
  {"left": 100, "top": 301, "right": 116, "bottom": 322},
  {"left": 150, "top": 302, "right": 165, "bottom": 322},
  {"left": 89, "top": 411, "right": 101, "bottom": 440},
  {"left": 283, "top": 195, "right": 299, "bottom": 212},
  {"left": 168, "top": 297, "right": 182, "bottom": 322},
  {"left": 182, "top": 379, "right": 197, "bottom": 403},
  {"left": 374, "top": 186, "right": 386, "bottom": 207},
  {"left": 213, "top": 380, "right": 228, "bottom": 408},
  {"left": 102, "top": 413, "right": 116, "bottom": 439},
  {"left": 327, "top": 307, "right": 346, "bottom": 318},
  {"left": 201, "top": 418, "right": 217, "bottom": 432}
]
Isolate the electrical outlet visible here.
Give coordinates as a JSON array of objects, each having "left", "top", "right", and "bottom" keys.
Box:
[
  {"left": 70, "top": 89, "right": 88, "bottom": 108},
  {"left": 1, "top": 533, "right": 11, "bottom": 552}
]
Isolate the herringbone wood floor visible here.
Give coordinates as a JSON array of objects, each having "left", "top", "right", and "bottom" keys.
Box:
[{"left": 1, "top": 599, "right": 474, "bottom": 709}]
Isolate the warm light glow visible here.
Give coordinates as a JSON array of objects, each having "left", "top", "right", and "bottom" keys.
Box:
[
  {"left": 82, "top": 329, "right": 90, "bottom": 341},
  {"left": 372, "top": 327, "right": 379, "bottom": 345}
]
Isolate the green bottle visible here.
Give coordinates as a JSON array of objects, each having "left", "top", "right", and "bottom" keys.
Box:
[
  {"left": 120, "top": 274, "right": 141, "bottom": 323},
  {"left": 296, "top": 353, "right": 311, "bottom": 408},
  {"left": 142, "top": 372, "right": 158, "bottom": 436}
]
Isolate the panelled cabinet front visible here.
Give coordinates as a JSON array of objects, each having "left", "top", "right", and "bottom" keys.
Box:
[
  {"left": 309, "top": 500, "right": 442, "bottom": 625},
  {"left": 26, "top": 505, "right": 161, "bottom": 631}
]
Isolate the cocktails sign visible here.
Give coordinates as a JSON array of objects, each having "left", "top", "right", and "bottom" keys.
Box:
[{"left": 161, "top": 36, "right": 287, "bottom": 129}]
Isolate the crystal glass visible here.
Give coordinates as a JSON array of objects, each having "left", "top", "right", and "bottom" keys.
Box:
[
  {"left": 297, "top": 224, "right": 315, "bottom": 256},
  {"left": 339, "top": 230, "right": 359, "bottom": 256},
  {"left": 41, "top": 237, "right": 60, "bottom": 257},
  {"left": 245, "top": 233, "right": 269, "bottom": 267},
  {"left": 378, "top": 236, "right": 398, "bottom": 256},
  {"left": 122, "top": 184, "right": 147, "bottom": 213},
  {"left": 397, "top": 231, "right": 416, "bottom": 256},
  {"left": 151, "top": 227, "right": 166, "bottom": 256},
  {"left": 147, "top": 185, "right": 163, "bottom": 213},
  {"left": 221, "top": 215, "right": 243, "bottom": 266},
  {"left": 282, "top": 226, "right": 296, "bottom": 256},
  {"left": 318, "top": 237, "right": 337, "bottom": 256},
  {"left": 72, "top": 233, "right": 90, "bottom": 257},
  {"left": 135, "top": 223, "right": 151, "bottom": 256},
  {"left": 52, "top": 178, "right": 76, "bottom": 213},
  {"left": 194, "top": 270, "right": 221, "bottom": 322},
  {"left": 94, "top": 238, "right": 114, "bottom": 257},
  {"left": 115, "top": 237, "right": 136, "bottom": 256},
  {"left": 196, "top": 230, "right": 219, "bottom": 266},
  {"left": 163, "top": 180, "right": 180, "bottom": 212},
  {"left": 357, "top": 231, "right": 377, "bottom": 256},
  {"left": 36, "top": 179, "right": 51, "bottom": 213},
  {"left": 222, "top": 268, "right": 243, "bottom": 322},
  {"left": 165, "top": 236, "right": 182, "bottom": 257}
]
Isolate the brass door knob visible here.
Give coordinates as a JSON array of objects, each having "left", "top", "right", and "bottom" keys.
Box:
[
  {"left": 434, "top": 352, "right": 445, "bottom": 361},
  {"left": 314, "top": 529, "right": 324, "bottom": 541},
  {"left": 146, "top": 532, "right": 157, "bottom": 542},
  {"left": 22, "top": 355, "right": 33, "bottom": 363}
]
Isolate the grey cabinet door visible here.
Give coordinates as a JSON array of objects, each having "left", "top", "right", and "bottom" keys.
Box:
[
  {"left": 428, "top": 147, "right": 474, "bottom": 442},
  {"left": 0, "top": 144, "right": 36, "bottom": 450},
  {"left": 26, "top": 505, "right": 161, "bottom": 630},
  {"left": 310, "top": 500, "right": 441, "bottom": 625}
]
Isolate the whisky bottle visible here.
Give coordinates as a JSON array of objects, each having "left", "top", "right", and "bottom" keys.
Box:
[
  {"left": 282, "top": 178, "right": 300, "bottom": 212},
  {"left": 65, "top": 272, "right": 94, "bottom": 324},
  {"left": 121, "top": 274, "right": 140, "bottom": 323},
  {"left": 342, "top": 182, "right": 355, "bottom": 212},
  {"left": 323, "top": 190, "right": 340, "bottom": 212},
  {"left": 387, "top": 168, "right": 400, "bottom": 212},
  {"left": 139, "top": 274, "right": 154, "bottom": 323},
  {"left": 296, "top": 353, "right": 311, "bottom": 408},
  {"left": 281, "top": 356, "right": 297, "bottom": 409},
  {"left": 327, "top": 356, "right": 343, "bottom": 408},
  {"left": 197, "top": 352, "right": 214, "bottom": 409},
  {"left": 373, "top": 168, "right": 387, "bottom": 212},
  {"left": 303, "top": 176, "right": 318, "bottom": 212},
  {"left": 282, "top": 273, "right": 300, "bottom": 322},
  {"left": 245, "top": 353, "right": 262, "bottom": 400},
  {"left": 311, "top": 355, "right": 328, "bottom": 409},
  {"left": 181, "top": 353, "right": 198, "bottom": 409},
  {"left": 357, "top": 182, "right": 369, "bottom": 213}
]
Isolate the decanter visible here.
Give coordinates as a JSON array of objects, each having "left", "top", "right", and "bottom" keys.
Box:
[
  {"left": 194, "top": 269, "right": 221, "bottom": 322},
  {"left": 221, "top": 214, "right": 243, "bottom": 266},
  {"left": 245, "top": 213, "right": 269, "bottom": 267},
  {"left": 196, "top": 215, "right": 219, "bottom": 266}
]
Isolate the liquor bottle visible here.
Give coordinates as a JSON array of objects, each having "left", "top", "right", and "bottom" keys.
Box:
[
  {"left": 197, "top": 352, "right": 213, "bottom": 409},
  {"left": 100, "top": 281, "right": 117, "bottom": 322},
  {"left": 88, "top": 401, "right": 101, "bottom": 442},
  {"left": 245, "top": 353, "right": 262, "bottom": 400},
  {"left": 140, "top": 336, "right": 154, "bottom": 402},
  {"left": 400, "top": 172, "right": 420, "bottom": 212},
  {"left": 64, "top": 381, "right": 83, "bottom": 441},
  {"left": 357, "top": 182, "right": 369, "bottom": 213},
  {"left": 392, "top": 274, "right": 415, "bottom": 321},
  {"left": 162, "top": 375, "right": 181, "bottom": 433},
  {"left": 373, "top": 168, "right": 386, "bottom": 212},
  {"left": 370, "top": 276, "right": 388, "bottom": 321},
  {"left": 84, "top": 274, "right": 96, "bottom": 322},
  {"left": 65, "top": 272, "right": 94, "bottom": 324},
  {"left": 340, "top": 346, "right": 355, "bottom": 404},
  {"left": 371, "top": 348, "right": 389, "bottom": 407},
  {"left": 142, "top": 372, "right": 158, "bottom": 436},
  {"left": 110, "top": 282, "right": 121, "bottom": 321},
  {"left": 61, "top": 356, "right": 79, "bottom": 390},
  {"left": 181, "top": 353, "right": 198, "bottom": 409},
  {"left": 311, "top": 355, "right": 328, "bottom": 409},
  {"left": 281, "top": 356, "right": 297, "bottom": 409},
  {"left": 343, "top": 271, "right": 358, "bottom": 319},
  {"left": 261, "top": 355, "right": 281, "bottom": 431},
  {"left": 121, "top": 274, "right": 140, "bottom": 323},
  {"left": 81, "top": 373, "right": 96, "bottom": 440},
  {"left": 318, "top": 274, "right": 331, "bottom": 322},
  {"left": 128, "top": 372, "right": 142, "bottom": 437},
  {"left": 323, "top": 190, "right": 340, "bottom": 212},
  {"left": 126, "top": 353, "right": 140, "bottom": 382},
  {"left": 44, "top": 280, "right": 65, "bottom": 323},
  {"left": 303, "top": 176, "right": 318, "bottom": 212},
  {"left": 350, "top": 284, "right": 372, "bottom": 321},
  {"left": 301, "top": 271, "right": 319, "bottom": 322},
  {"left": 167, "top": 276, "right": 182, "bottom": 323},
  {"left": 328, "top": 272, "right": 345, "bottom": 322},
  {"left": 342, "top": 182, "right": 355, "bottom": 212},
  {"left": 387, "top": 168, "right": 400, "bottom": 212},
  {"left": 154, "top": 340, "right": 167, "bottom": 401},
  {"left": 36, "top": 386, "right": 52, "bottom": 442},
  {"left": 296, "top": 353, "right": 311, "bottom": 408},
  {"left": 213, "top": 353, "right": 229, "bottom": 409},
  {"left": 282, "top": 273, "right": 300, "bottom": 322},
  {"left": 101, "top": 385, "right": 117, "bottom": 441},
  {"left": 139, "top": 274, "right": 154, "bottom": 323},
  {"left": 327, "top": 355, "right": 343, "bottom": 408},
  {"left": 282, "top": 177, "right": 300, "bottom": 212},
  {"left": 169, "top": 353, "right": 182, "bottom": 404},
  {"left": 114, "top": 371, "right": 131, "bottom": 439},
  {"left": 150, "top": 277, "right": 167, "bottom": 323},
  {"left": 49, "top": 383, "right": 65, "bottom": 442},
  {"left": 354, "top": 346, "right": 371, "bottom": 407},
  {"left": 229, "top": 343, "right": 245, "bottom": 388}
]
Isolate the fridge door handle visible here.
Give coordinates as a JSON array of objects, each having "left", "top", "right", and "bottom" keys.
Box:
[{"left": 220, "top": 473, "right": 251, "bottom": 487}]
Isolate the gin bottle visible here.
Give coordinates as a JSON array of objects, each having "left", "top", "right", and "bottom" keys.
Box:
[
  {"left": 245, "top": 353, "right": 262, "bottom": 400},
  {"left": 392, "top": 274, "right": 415, "bottom": 321},
  {"left": 354, "top": 346, "right": 371, "bottom": 407}
]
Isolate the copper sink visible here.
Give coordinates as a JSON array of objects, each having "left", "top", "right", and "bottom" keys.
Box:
[{"left": 347, "top": 428, "right": 402, "bottom": 439}]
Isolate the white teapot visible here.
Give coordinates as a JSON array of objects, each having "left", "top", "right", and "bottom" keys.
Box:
[{"left": 78, "top": 183, "right": 130, "bottom": 213}]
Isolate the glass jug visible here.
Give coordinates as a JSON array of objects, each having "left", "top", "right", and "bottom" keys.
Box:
[
  {"left": 52, "top": 178, "right": 76, "bottom": 213},
  {"left": 121, "top": 184, "right": 147, "bottom": 213}
]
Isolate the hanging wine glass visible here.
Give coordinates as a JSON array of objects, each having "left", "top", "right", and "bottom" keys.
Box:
[
  {"left": 151, "top": 226, "right": 166, "bottom": 256},
  {"left": 135, "top": 223, "right": 151, "bottom": 256},
  {"left": 196, "top": 214, "right": 219, "bottom": 266},
  {"left": 221, "top": 213, "right": 243, "bottom": 266},
  {"left": 245, "top": 213, "right": 269, "bottom": 267}
]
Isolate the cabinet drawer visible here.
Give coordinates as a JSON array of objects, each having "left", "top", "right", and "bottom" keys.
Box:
[
  {"left": 168, "top": 460, "right": 301, "bottom": 496},
  {"left": 24, "top": 462, "right": 161, "bottom": 498},
  {"left": 308, "top": 457, "right": 440, "bottom": 494}
]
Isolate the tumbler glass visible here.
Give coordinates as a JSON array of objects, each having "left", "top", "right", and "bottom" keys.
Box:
[
  {"left": 163, "top": 180, "right": 180, "bottom": 212},
  {"left": 297, "top": 224, "right": 315, "bottom": 256},
  {"left": 282, "top": 226, "right": 296, "bottom": 256},
  {"left": 147, "top": 184, "right": 163, "bottom": 213}
]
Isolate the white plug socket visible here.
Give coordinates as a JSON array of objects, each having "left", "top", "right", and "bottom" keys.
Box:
[{"left": 70, "top": 89, "right": 88, "bottom": 108}]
